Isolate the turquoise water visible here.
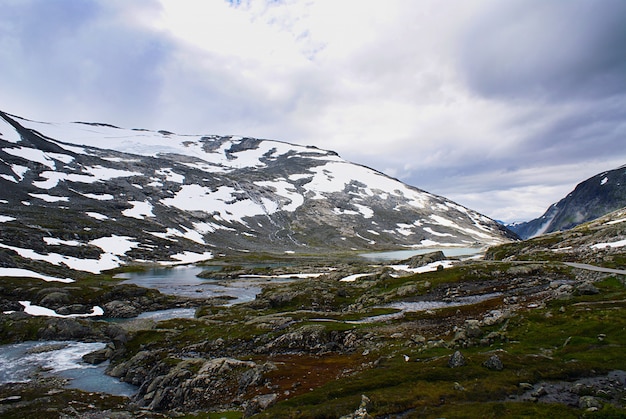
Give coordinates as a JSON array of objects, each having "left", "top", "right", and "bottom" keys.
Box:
[{"left": 0, "top": 341, "right": 137, "bottom": 396}]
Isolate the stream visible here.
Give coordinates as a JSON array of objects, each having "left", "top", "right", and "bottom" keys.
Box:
[{"left": 0, "top": 341, "right": 137, "bottom": 397}]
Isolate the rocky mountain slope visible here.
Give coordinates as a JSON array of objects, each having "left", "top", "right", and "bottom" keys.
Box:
[
  {"left": 507, "top": 165, "right": 626, "bottom": 239},
  {"left": 0, "top": 110, "right": 513, "bottom": 277}
]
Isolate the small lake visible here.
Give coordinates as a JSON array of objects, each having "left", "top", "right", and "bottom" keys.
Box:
[
  {"left": 360, "top": 247, "right": 483, "bottom": 262},
  {"left": 116, "top": 266, "right": 295, "bottom": 305},
  {"left": 0, "top": 341, "right": 137, "bottom": 397}
]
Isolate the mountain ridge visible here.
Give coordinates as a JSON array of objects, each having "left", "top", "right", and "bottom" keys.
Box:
[
  {"left": 0, "top": 110, "right": 514, "bottom": 277},
  {"left": 507, "top": 165, "right": 626, "bottom": 239}
]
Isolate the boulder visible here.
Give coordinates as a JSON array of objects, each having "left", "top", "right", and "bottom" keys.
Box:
[
  {"left": 402, "top": 251, "right": 446, "bottom": 269},
  {"left": 448, "top": 351, "right": 466, "bottom": 368},
  {"left": 103, "top": 300, "right": 140, "bottom": 318},
  {"left": 483, "top": 354, "right": 504, "bottom": 371}
]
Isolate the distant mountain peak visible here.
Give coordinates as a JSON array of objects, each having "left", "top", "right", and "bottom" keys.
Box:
[{"left": 507, "top": 165, "right": 626, "bottom": 239}]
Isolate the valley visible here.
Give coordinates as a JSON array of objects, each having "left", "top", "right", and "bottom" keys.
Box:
[{"left": 0, "top": 111, "right": 625, "bottom": 418}]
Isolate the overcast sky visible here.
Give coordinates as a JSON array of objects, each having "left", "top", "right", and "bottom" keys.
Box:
[{"left": 1, "top": 0, "right": 625, "bottom": 222}]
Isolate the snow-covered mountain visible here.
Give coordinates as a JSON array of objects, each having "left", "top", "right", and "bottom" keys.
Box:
[
  {"left": 0, "top": 110, "right": 514, "bottom": 277},
  {"left": 507, "top": 165, "right": 626, "bottom": 239}
]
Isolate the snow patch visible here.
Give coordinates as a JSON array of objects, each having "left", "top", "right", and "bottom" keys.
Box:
[
  {"left": 0, "top": 215, "right": 15, "bottom": 223},
  {"left": 20, "top": 301, "right": 103, "bottom": 318},
  {"left": 29, "top": 193, "right": 69, "bottom": 203},
  {"left": 339, "top": 273, "right": 376, "bottom": 282},
  {"left": 122, "top": 201, "right": 154, "bottom": 219},
  {"left": 591, "top": 239, "right": 626, "bottom": 249},
  {"left": 3, "top": 147, "right": 56, "bottom": 169},
  {"left": 0, "top": 268, "right": 74, "bottom": 283},
  {"left": 601, "top": 176, "right": 608, "bottom": 185},
  {"left": 83, "top": 193, "right": 114, "bottom": 200},
  {"left": 44, "top": 237, "right": 82, "bottom": 246},
  {"left": 86, "top": 212, "right": 109, "bottom": 220}
]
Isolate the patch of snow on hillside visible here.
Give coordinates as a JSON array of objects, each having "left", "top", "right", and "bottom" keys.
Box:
[
  {"left": 193, "top": 221, "right": 236, "bottom": 233},
  {"left": 354, "top": 203, "right": 374, "bottom": 218},
  {"left": 396, "top": 223, "right": 415, "bottom": 236},
  {"left": 0, "top": 268, "right": 74, "bottom": 283},
  {"left": 83, "top": 193, "right": 114, "bottom": 200},
  {"left": 601, "top": 176, "right": 608, "bottom": 185},
  {"left": 3, "top": 147, "right": 56, "bottom": 169},
  {"left": 34, "top": 166, "right": 140, "bottom": 189},
  {"left": 44, "top": 237, "right": 82, "bottom": 246},
  {"left": 606, "top": 218, "right": 626, "bottom": 225},
  {"left": 339, "top": 273, "right": 376, "bottom": 282},
  {"left": 162, "top": 184, "right": 278, "bottom": 223},
  {"left": 591, "top": 239, "right": 626, "bottom": 249},
  {"left": 122, "top": 201, "right": 154, "bottom": 219},
  {"left": 148, "top": 227, "right": 206, "bottom": 245},
  {"left": 255, "top": 180, "right": 305, "bottom": 212},
  {"left": 84, "top": 165, "right": 141, "bottom": 180},
  {"left": 90, "top": 235, "right": 138, "bottom": 256},
  {"left": 334, "top": 207, "right": 359, "bottom": 216},
  {"left": 156, "top": 168, "right": 184, "bottom": 183},
  {"left": 29, "top": 193, "right": 69, "bottom": 203},
  {"left": 86, "top": 212, "right": 109, "bottom": 220},
  {"left": 164, "top": 251, "right": 214, "bottom": 264},
  {"left": 0, "top": 235, "right": 143, "bottom": 274},
  {"left": 429, "top": 215, "right": 493, "bottom": 240},
  {"left": 390, "top": 260, "right": 454, "bottom": 274},
  {"left": 423, "top": 227, "right": 455, "bottom": 237},
  {"left": 0, "top": 215, "right": 15, "bottom": 222},
  {"left": 19, "top": 301, "right": 103, "bottom": 317},
  {"left": 11, "top": 164, "right": 29, "bottom": 180},
  {"left": 289, "top": 173, "right": 311, "bottom": 181},
  {"left": 47, "top": 153, "right": 74, "bottom": 164},
  {"left": 0, "top": 117, "right": 22, "bottom": 143}
]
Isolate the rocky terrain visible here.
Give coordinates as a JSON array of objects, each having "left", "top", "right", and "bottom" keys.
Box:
[
  {"left": 507, "top": 165, "right": 626, "bottom": 239},
  {"left": 0, "top": 208, "right": 624, "bottom": 418}
]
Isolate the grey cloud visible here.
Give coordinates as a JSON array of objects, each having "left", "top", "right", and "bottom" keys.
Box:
[
  {"left": 0, "top": 0, "right": 169, "bottom": 124},
  {"left": 459, "top": 0, "right": 626, "bottom": 102}
]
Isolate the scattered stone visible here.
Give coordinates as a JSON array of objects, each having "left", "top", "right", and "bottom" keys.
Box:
[
  {"left": 597, "top": 334, "right": 606, "bottom": 342},
  {"left": 244, "top": 393, "right": 278, "bottom": 416},
  {"left": 575, "top": 282, "right": 600, "bottom": 295},
  {"left": 454, "top": 382, "right": 465, "bottom": 391},
  {"left": 448, "top": 351, "right": 466, "bottom": 368},
  {"left": 483, "top": 354, "right": 504, "bottom": 371},
  {"left": 531, "top": 386, "right": 547, "bottom": 398},
  {"left": 578, "top": 395, "right": 603, "bottom": 410},
  {"left": 0, "top": 395, "right": 22, "bottom": 404},
  {"left": 340, "top": 394, "right": 373, "bottom": 419},
  {"left": 519, "top": 382, "right": 534, "bottom": 391},
  {"left": 82, "top": 345, "right": 114, "bottom": 365}
]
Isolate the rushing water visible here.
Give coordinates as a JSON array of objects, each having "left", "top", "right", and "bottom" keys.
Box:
[
  {"left": 360, "top": 247, "right": 483, "bottom": 262},
  {"left": 0, "top": 341, "right": 137, "bottom": 396}
]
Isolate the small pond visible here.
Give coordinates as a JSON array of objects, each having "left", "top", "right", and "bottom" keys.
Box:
[{"left": 0, "top": 340, "right": 137, "bottom": 397}]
